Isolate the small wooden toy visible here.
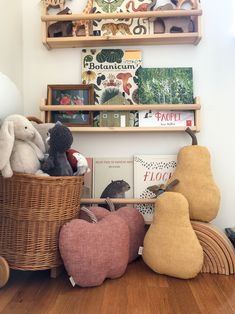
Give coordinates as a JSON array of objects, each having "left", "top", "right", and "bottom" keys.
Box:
[
  {"left": 151, "top": 4, "right": 194, "bottom": 33},
  {"left": 72, "top": 0, "right": 93, "bottom": 37},
  {"left": 176, "top": 0, "right": 198, "bottom": 9},
  {"left": 48, "top": 7, "right": 73, "bottom": 37},
  {"left": 42, "top": 0, "right": 66, "bottom": 12}
]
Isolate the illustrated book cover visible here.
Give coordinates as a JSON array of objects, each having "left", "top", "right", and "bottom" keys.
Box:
[
  {"left": 134, "top": 155, "right": 177, "bottom": 222},
  {"left": 138, "top": 67, "right": 194, "bottom": 104},
  {"left": 92, "top": 157, "right": 134, "bottom": 209},
  {"left": 82, "top": 48, "right": 141, "bottom": 126},
  {"left": 138, "top": 110, "right": 195, "bottom": 127},
  {"left": 92, "top": 0, "right": 154, "bottom": 36}
]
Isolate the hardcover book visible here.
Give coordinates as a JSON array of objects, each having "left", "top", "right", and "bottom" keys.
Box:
[
  {"left": 93, "top": 157, "right": 134, "bottom": 209},
  {"left": 134, "top": 155, "right": 177, "bottom": 222},
  {"left": 92, "top": 0, "right": 154, "bottom": 36},
  {"left": 82, "top": 48, "right": 141, "bottom": 126},
  {"left": 138, "top": 67, "right": 194, "bottom": 104},
  {"left": 138, "top": 110, "right": 195, "bottom": 127}
]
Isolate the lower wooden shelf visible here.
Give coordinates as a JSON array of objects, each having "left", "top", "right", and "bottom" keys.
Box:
[{"left": 81, "top": 198, "right": 155, "bottom": 204}]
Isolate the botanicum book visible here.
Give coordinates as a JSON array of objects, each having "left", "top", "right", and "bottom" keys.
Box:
[
  {"left": 134, "top": 155, "right": 177, "bottom": 222},
  {"left": 82, "top": 49, "right": 141, "bottom": 126},
  {"left": 92, "top": 0, "right": 155, "bottom": 36},
  {"left": 92, "top": 157, "right": 133, "bottom": 210}
]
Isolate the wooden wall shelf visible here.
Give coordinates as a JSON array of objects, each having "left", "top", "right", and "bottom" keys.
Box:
[
  {"left": 41, "top": 9, "right": 202, "bottom": 49},
  {"left": 40, "top": 97, "right": 201, "bottom": 133}
]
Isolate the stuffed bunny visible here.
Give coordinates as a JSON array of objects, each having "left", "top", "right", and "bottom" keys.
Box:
[{"left": 0, "top": 115, "right": 45, "bottom": 178}]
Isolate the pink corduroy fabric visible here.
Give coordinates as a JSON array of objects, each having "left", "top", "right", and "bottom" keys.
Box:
[{"left": 59, "top": 214, "right": 130, "bottom": 287}]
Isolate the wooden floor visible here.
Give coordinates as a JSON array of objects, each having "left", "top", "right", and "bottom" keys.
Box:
[{"left": 0, "top": 259, "right": 235, "bottom": 314}]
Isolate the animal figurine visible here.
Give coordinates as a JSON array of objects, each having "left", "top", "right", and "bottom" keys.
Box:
[
  {"left": 0, "top": 115, "right": 45, "bottom": 178},
  {"left": 174, "top": 0, "right": 198, "bottom": 9},
  {"left": 151, "top": 4, "right": 193, "bottom": 33},
  {"left": 100, "top": 180, "right": 130, "bottom": 210},
  {"left": 72, "top": 0, "right": 93, "bottom": 37},
  {"left": 41, "top": 122, "right": 73, "bottom": 176},
  {"left": 48, "top": 7, "right": 73, "bottom": 38},
  {"left": 42, "top": 0, "right": 66, "bottom": 12},
  {"left": 66, "top": 149, "right": 90, "bottom": 176}
]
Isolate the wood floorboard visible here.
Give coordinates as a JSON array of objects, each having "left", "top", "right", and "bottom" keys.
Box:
[{"left": 0, "top": 259, "right": 235, "bottom": 314}]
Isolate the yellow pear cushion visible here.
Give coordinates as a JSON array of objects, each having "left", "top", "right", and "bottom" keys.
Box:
[
  {"left": 143, "top": 192, "right": 203, "bottom": 279},
  {"left": 168, "top": 129, "right": 220, "bottom": 222}
]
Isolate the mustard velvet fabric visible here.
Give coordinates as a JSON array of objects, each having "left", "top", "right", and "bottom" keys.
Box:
[
  {"left": 167, "top": 146, "right": 221, "bottom": 222},
  {"left": 143, "top": 192, "right": 203, "bottom": 279}
]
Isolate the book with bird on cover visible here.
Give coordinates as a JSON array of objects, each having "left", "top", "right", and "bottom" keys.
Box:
[{"left": 134, "top": 155, "right": 177, "bottom": 222}]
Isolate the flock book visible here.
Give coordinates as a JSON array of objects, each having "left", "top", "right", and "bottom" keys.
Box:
[{"left": 134, "top": 155, "right": 177, "bottom": 222}]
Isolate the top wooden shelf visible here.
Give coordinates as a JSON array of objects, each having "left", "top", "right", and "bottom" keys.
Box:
[{"left": 41, "top": 9, "right": 202, "bottom": 49}]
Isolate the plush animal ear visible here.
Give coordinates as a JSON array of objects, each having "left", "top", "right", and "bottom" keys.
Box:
[
  {"left": 0, "top": 120, "right": 15, "bottom": 171},
  {"left": 32, "top": 127, "right": 46, "bottom": 153}
]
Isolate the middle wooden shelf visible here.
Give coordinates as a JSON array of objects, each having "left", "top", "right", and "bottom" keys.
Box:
[{"left": 40, "top": 96, "right": 201, "bottom": 132}]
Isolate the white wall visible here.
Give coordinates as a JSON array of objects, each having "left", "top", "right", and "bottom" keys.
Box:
[
  {"left": 22, "top": 0, "right": 235, "bottom": 229},
  {"left": 0, "top": 0, "right": 23, "bottom": 116}
]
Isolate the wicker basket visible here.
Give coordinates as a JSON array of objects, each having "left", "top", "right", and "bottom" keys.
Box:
[{"left": 0, "top": 173, "right": 83, "bottom": 270}]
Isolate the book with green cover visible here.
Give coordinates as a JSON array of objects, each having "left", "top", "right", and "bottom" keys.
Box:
[{"left": 138, "top": 67, "right": 194, "bottom": 104}]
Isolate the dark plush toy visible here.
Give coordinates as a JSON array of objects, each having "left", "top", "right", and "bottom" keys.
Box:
[{"left": 41, "top": 122, "right": 73, "bottom": 176}]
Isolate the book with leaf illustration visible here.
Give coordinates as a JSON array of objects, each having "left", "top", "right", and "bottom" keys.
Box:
[
  {"left": 134, "top": 155, "right": 177, "bottom": 222},
  {"left": 138, "top": 67, "right": 194, "bottom": 104},
  {"left": 138, "top": 67, "right": 194, "bottom": 127},
  {"left": 92, "top": 0, "right": 155, "bottom": 36},
  {"left": 81, "top": 48, "right": 141, "bottom": 126}
]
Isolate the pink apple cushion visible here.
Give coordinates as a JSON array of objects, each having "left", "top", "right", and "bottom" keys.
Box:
[
  {"left": 59, "top": 214, "right": 129, "bottom": 287},
  {"left": 80, "top": 206, "right": 146, "bottom": 263}
]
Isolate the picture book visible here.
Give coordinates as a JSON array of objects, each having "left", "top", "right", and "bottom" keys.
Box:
[
  {"left": 134, "top": 155, "right": 177, "bottom": 222},
  {"left": 93, "top": 157, "right": 133, "bottom": 209},
  {"left": 138, "top": 110, "right": 195, "bottom": 127},
  {"left": 92, "top": 0, "right": 154, "bottom": 36},
  {"left": 82, "top": 48, "right": 141, "bottom": 126},
  {"left": 81, "top": 157, "right": 93, "bottom": 198},
  {"left": 138, "top": 67, "right": 194, "bottom": 104}
]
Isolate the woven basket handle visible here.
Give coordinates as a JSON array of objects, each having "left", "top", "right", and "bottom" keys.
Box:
[
  {"left": 27, "top": 116, "right": 43, "bottom": 124},
  {"left": 105, "top": 197, "right": 115, "bottom": 212},
  {"left": 80, "top": 206, "right": 98, "bottom": 224}
]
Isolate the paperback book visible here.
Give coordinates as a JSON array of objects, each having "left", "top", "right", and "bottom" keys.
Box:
[
  {"left": 134, "top": 155, "right": 177, "bottom": 222},
  {"left": 138, "top": 110, "right": 195, "bottom": 127},
  {"left": 93, "top": 157, "right": 134, "bottom": 209}
]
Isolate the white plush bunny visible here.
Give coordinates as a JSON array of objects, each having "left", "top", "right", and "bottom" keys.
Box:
[{"left": 0, "top": 115, "right": 45, "bottom": 178}]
